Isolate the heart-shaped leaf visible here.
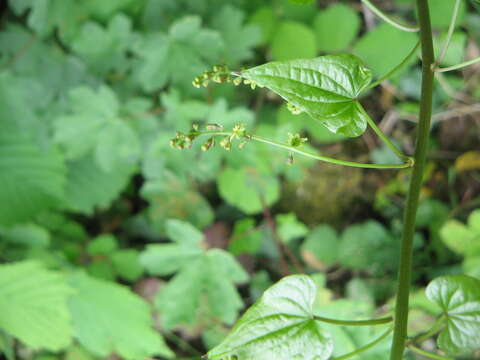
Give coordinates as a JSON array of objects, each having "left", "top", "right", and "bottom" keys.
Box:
[
  {"left": 426, "top": 275, "right": 480, "bottom": 353},
  {"left": 207, "top": 275, "right": 333, "bottom": 360},
  {"left": 240, "top": 55, "right": 372, "bottom": 137}
]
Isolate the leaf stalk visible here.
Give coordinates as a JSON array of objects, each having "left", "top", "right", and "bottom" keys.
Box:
[
  {"left": 361, "top": 0, "right": 419, "bottom": 32},
  {"left": 331, "top": 327, "right": 393, "bottom": 360},
  {"left": 313, "top": 315, "right": 393, "bottom": 326}
]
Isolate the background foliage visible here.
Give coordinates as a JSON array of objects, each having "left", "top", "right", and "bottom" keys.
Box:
[{"left": 0, "top": 0, "right": 479, "bottom": 359}]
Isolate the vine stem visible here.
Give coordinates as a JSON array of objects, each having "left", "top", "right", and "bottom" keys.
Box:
[
  {"left": 193, "top": 131, "right": 413, "bottom": 169},
  {"left": 389, "top": 0, "right": 435, "bottom": 359},
  {"left": 332, "top": 327, "right": 393, "bottom": 360},
  {"left": 361, "top": 0, "right": 419, "bottom": 32},
  {"left": 408, "top": 345, "right": 454, "bottom": 360},
  {"left": 367, "top": 40, "right": 421, "bottom": 90},
  {"left": 435, "top": 0, "right": 461, "bottom": 67},
  {"left": 435, "top": 56, "right": 480, "bottom": 73},
  {"left": 313, "top": 315, "right": 393, "bottom": 326}
]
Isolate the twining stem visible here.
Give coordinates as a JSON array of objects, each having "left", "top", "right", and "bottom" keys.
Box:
[
  {"left": 389, "top": 0, "right": 435, "bottom": 359},
  {"left": 435, "top": 0, "right": 462, "bottom": 67},
  {"left": 408, "top": 345, "right": 454, "bottom": 360},
  {"left": 366, "top": 115, "right": 410, "bottom": 161},
  {"left": 361, "top": 0, "right": 419, "bottom": 32},
  {"left": 435, "top": 56, "right": 480, "bottom": 72},
  {"left": 407, "top": 315, "right": 445, "bottom": 345},
  {"left": 367, "top": 41, "right": 421, "bottom": 90},
  {"left": 194, "top": 131, "right": 413, "bottom": 169},
  {"left": 332, "top": 327, "right": 394, "bottom": 360},
  {"left": 313, "top": 315, "right": 393, "bottom": 326}
]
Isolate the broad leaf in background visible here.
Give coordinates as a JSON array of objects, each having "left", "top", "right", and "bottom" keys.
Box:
[
  {"left": 429, "top": 0, "right": 467, "bottom": 28},
  {"left": 314, "top": 3, "right": 360, "bottom": 53},
  {"left": 426, "top": 275, "right": 480, "bottom": 353},
  {"left": 218, "top": 167, "right": 280, "bottom": 214},
  {"left": 276, "top": 213, "right": 308, "bottom": 243},
  {"left": 68, "top": 272, "right": 173, "bottom": 359},
  {"left": 71, "top": 14, "right": 134, "bottom": 75},
  {"left": 141, "top": 220, "right": 248, "bottom": 328},
  {"left": 141, "top": 173, "right": 214, "bottom": 233},
  {"left": 301, "top": 224, "right": 339, "bottom": 270},
  {"left": 228, "top": 218, "right": 263, "bottom": 255},
  {"left": 211, "top": 6, "right": 261, "bottom": 64},
  {"left": 353, "top": 23, "right": 418, "bottom": 78},
  {"left": 208, "top": 275, "right": 333, "bottom": 360},
  {"left": 270, "top": 21, "right": 317, "bottom": 61},
  {"left": 241, "top": 55, "right": 373, "bottom": 136},
  {"left": 133, "top": 16, "right": 223, "bottom": 91},
  {"left": 0, "top": 261, "right": 72, "bottom": 351},
  {"left": 64, "top": 155, "right": 133, "bottom": 214},
  {"left": 54, "top": 85, "right": 140, "bottom": 172},
  {"left": 433, "top": 31, "right": 467, "bottom": 67}
]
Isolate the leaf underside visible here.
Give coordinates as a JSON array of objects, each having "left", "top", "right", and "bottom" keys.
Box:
[{"left": 241, "top": 54, "right": 372, "bottom": 137}]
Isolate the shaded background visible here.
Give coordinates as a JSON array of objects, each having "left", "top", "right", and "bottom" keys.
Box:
[{"left": 0, "top": 0, "right": 479, "bottom": 359}]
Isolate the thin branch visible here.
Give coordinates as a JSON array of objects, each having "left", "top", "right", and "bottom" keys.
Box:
[
  {"left": 313, "top": 315, "right": 393, "bottom": 326},
  {"left": 408, "top": 345, "right": 454, "bottom": 360},
  {"left": 435, "top": 56, "right": 480, "bottom": 73},
  {"left": 367, "top": 41, "right": 421, "bottom": 90},
  {"left": 332, "top": 327, "right": 393, "bottom": 360},
  {"left": 367, "top": 116, "right": 410, "bottom": 160},
  {"left": 192, "top": 131, "right": 414, "bottom": 169},
  {"left": 435, "top": 0, "right": 462, "bottom": 66},
  {"left": 361, "top": 0, "right": 419, "bottom": 32}
]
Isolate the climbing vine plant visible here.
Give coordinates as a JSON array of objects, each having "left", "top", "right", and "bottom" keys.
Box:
[{"left": 172, "top": 0, "right": 480, "bottom": 359}]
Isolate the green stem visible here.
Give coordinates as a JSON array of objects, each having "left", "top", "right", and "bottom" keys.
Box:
[
  {"left": 367, "top": 41, "right": 420, "bottom": 90},
  {"left": 389, "top": 0, "right": 435, "bottom": 359},
  {"left": 408, "top": 345, "right": 454, "bottom": 360},
  {"left": 313, "top": 315, "right": 393, "bottom": 326},
  {"left": 195, "top": 131, "right": 413, "bottom": 169},
  {"left": 435, "top": 56, "right": 480, "bottom": 73},
  {"left": 361, "top": 0, "right": 419, "bottom": 32},
  {"left": 366, "top": 115, "right": 410, "bottom": 161},
  {"left": 332, "top": 327, "right": 393, "bottom": 360},
  {"left": 407, "top": 315, "right": 445, "bottom": 345},
  {"left": 435, "top": 0, "right": 461, "bottom": 67}
]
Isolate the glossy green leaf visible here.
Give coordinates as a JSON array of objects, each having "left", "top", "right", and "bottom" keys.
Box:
[
  {"left": 208, "top": 275, "right": 333, "bottom": 360},
  {"left": 426, "top": 275, "right": 480, "bottom": 353},
  {"left": 241, "top": 54, "right": 373, "bottom": 136}
]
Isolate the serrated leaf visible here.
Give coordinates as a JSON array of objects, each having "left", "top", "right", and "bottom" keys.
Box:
[
  {"left": 212, "top": 5, "right": 261, "bottom": 64},
  {"left": 0, "top": 261, "right": 73, "bottom": 351},
  {"left": 71, "top": 14, "right": 133, "bottom": 75},
  {"left": 426, "top": 275, "right": 480, "bottom": 353},
  {"left": 68, "top": 272, "right": 173, "bottom": 359},
  {"left": 241, "top": 54, "right": 373, "bottom": 136},
  {"left": 64, "top": 155, "right": 133, "bottom": 214},
  {"left": 142, "top": 221, "right": 248, "bottom": 329},
  {"left": 134, "top": 16, "right": 223, "bottom": 91},
  {"left": 0, "top": 133, "right": 65, "bottom": 225},
  {"left": 207, "top": 275, "right": 333, "bottom": 360}
]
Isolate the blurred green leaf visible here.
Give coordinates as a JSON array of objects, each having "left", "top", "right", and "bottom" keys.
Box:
[
  {"left": 353, "top": 23, "right": 418, "bottom": 78},
  {"left": 111, "top": 250, "right": 144, "bottom": 282},
  {"left": 429, "top": 0, "right": 466, "bottom": 28},
  {"left": 314, "top": 4, "right": 360, "bottom": 53},
  {"left": 87, "top": 234, "right": 118, "bottom": 256},
  {"left": 270, "top": 21, "right": 317, "bottom": 61},
  {"left": 229, "top": 218, "right": 263, "bottom": 255},
  {"left": 301, "top": 225, "right": 339, "bottom": 269},
  {"left": 218, "top": 167, "right": 280, "bottom": 214},
  {"left": 69, "top": 272, "right": 173, "bottom": 359},
  {"left": 276, "top": 213, "right": 308, "bottom": 243},
  {"left": 0, "top": 261, "right": 72, "bottom": 351},
  {"left": 434, "top": 31, "right": 467, "bottom": 66}
]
